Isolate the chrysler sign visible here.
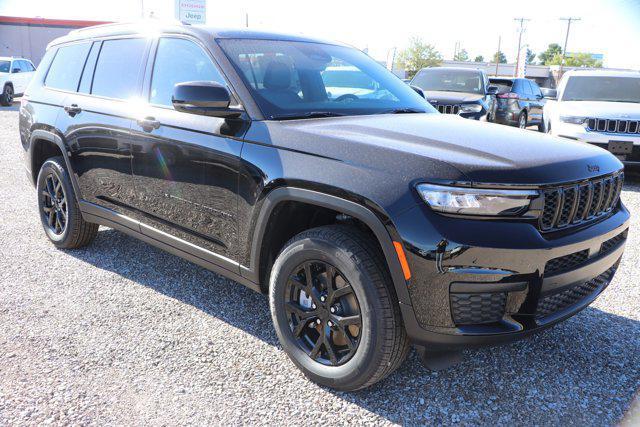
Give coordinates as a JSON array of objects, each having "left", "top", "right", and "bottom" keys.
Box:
[{"left": 175, "top": 0, "right": 206, "bottom": 24}]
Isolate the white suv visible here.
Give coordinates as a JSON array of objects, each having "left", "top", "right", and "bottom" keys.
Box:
[
  {"left": 0, "top": 57, "right": 36, "bottom": 106},
  {"left": 543, "top": 69, "right": 640, "bottom": 167}
]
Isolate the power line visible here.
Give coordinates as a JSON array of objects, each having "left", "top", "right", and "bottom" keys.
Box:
[
  {"left": 513, "top": 17, "right": 530, "bottom": 77},
  {"left": 559, "top": 17, "right": 581, "bottom": 75}
]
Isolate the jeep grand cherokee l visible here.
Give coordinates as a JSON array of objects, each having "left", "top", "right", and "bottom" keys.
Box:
[{"left": 19, "top": 23, "right": 629, "bottom": 391}]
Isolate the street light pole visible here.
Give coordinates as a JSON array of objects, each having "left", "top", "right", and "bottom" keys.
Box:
[
  {"left": 513, "top": 17, "right": 530, "bottom": 77},
  {"left": 559, "top": 17, "right": 581, "bottom": 76},
  {"left": 494, "top": 35, "right": 501, "bottom": 76}
]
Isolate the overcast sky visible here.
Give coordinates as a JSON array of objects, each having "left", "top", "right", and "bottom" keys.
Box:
[{"left": 1, "top": 0, "right": 638, "bottom": 69}]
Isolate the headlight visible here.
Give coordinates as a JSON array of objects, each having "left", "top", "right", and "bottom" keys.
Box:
[
  {"left": 560, "top": 115, "right": 587, "bottom": 125},
  {"left": 416, "top": 184, "right": 538, "bottom": 216},
  {"left": 459, "top": 104, "right": 483, "bottom": 113}
]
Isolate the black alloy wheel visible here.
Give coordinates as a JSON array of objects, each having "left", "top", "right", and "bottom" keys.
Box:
[
  {"left": 285, "top": 260, "right": 362, "bottom": 366},
  {"left": 41, "top": 172, "right": 68, "bottom": 235}
]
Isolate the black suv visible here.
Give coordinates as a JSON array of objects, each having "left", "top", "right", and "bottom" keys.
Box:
[
  {"left": 490, "top": 77, "right": 546, "bottom": 130},
  {"left": 19, "top": 23, "right": 629, "bottom": 391},
  {"left": 410, "top": 67, "right": 498, "bottom": 121}
]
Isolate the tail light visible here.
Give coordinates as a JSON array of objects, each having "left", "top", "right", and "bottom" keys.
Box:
[{"left": 497, "top": 92, "right": 519, "bottom": 99}]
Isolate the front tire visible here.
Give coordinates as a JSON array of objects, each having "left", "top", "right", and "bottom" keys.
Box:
[
  {"left": 269, "top": 225, "right": 409, "bottom": 391},
  {"left": 36, "top": 156, "right": 98, "bottom": 248}
]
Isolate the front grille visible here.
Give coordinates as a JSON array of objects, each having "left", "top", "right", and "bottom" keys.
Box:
[
  {"left": 450, "top": 292, "right": 506, "bottom": 325},
  {"left": 536, "top": 263, "right": 617, "bottom": 319},
  {"left": 600, "top": 230, "right": 627, "bottom": 254},
  {"left": 436, "top": 104, "right": 460, "bottom": 114},
  {"left": 540, "top": 172, "right": 624, "bottom": 232},
  {"left": 544, "top": 249, "right": 589, "bottom": 276},
  {"left": 587, "top": 118, "right": 640, "bottom": 135}
]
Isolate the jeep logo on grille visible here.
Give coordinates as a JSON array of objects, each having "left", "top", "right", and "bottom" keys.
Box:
[{"left": 587, "top": 164, "right": 600, "bottom": 172}]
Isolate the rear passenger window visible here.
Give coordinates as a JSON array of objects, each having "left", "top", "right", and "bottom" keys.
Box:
[
  {"left": 530, "top": 81, "right": 543, "bottom": 98},
  {"left": 44, "top": 43, "right": 91, "bottom": 91},
  {"left": 91, "top": 38, "right": 147, "bottom": 100},
  {"left": 149, "top": 38, "right": 227, "bottom": 107}
]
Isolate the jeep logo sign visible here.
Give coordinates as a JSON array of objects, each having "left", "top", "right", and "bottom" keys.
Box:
[
  {"left": 175, "top": 0, "right": 206, "bottom": 24},
  {"left": 587, "top": 164, "right": 600, "bottom": 173}
]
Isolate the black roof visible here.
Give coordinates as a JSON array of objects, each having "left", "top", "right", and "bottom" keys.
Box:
[{"left": 48, "top": 21, "right": 344, "bottom": 48}]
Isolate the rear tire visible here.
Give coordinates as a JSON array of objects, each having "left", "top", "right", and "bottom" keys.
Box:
[
  {"left": 269, "top": 225, "right": 409, "bottom": 391},
  {"left": 36, "top": 156, "right": 98, "bottom": 249},
  {"left": 518, "top": 111, "right": 527, "bottom": 129},
  {"left": 0, "top": 84, "right": 13, "bottom": 106}
]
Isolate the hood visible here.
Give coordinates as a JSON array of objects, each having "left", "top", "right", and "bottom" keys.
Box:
[
  {"left": 557, "top": 101, "right": 640, "bottom": 119},
  {"left": 264, "top": 113, "right": 622, "bottom": 186},
  {"left": 423, "top": 91, "right": 484, "bottom": 103}
]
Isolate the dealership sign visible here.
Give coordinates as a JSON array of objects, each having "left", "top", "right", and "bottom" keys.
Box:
[{"left": 175, "top": 0, "right": 206, "bottom": 24}]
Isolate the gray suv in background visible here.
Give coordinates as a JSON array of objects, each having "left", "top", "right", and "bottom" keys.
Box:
[{"left": 490, "top": 77, "right": 546, "bottom": 131}]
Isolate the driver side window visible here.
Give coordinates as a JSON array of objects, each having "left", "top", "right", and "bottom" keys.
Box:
[{"left": 150, "top": 37, "right": 229, "bottom": 107}]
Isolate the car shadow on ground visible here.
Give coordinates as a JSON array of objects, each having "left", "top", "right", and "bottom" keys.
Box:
[
  {"left": 1, "top": 100, "right": 21, "bottom": 112},
  {"left": 63, "top": 227, "right": 640, "bottom": 424}
]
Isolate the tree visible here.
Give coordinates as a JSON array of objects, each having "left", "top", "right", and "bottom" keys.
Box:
[
  {"left": 396, "top": 37, "right": 443, "bottom": 78},
  {"left": 547, "top": 52, "right": 603, "bottom": 68},
  {"left": 526, "top": 48, "right": 536, "bottom": 64},
  {"left": 454, "top": 48, "right": 469, "bottom": 62},
  {"left": 473, "top": 55, "right": 484, "bottom": 62},
  {"left": 538, "top": 43, "right": 563, "bottom": 65},
  {"left": 492, "top": 51, "right": 507, "bottom": 64}
]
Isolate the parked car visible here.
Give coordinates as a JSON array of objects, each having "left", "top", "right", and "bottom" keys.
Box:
[
  {"left": 409, "top": 67, "right": 498, "bottom": 120},
  {"left": 489, "top": 77, "right": 546, "bottom": 131},
  {"left": 321, "top": 65, "right": 394, "bottom": 101},
  {"left": 543, "top": 70, "right": 640, "bottom": 167},
  {"left": 0, "top": 56, "right": 36, "bottom": 106},
  {"left": 19, "top": 23, "right": 629, "bottom": 391}
]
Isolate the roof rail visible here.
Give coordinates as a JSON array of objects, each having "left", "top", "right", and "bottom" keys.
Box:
[{"left": 69, "top": 18, "right": 185, "bottom": 35}]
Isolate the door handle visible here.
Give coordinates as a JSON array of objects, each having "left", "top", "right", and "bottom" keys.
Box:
[
  {"left": 63, "top": 104, "right": 82, "bottom": 116},
  {"left": 137, "top": 117, "right": 161, "bottom": 132}
]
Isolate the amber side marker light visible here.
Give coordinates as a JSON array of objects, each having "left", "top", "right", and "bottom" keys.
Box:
[{"left": 393, "top": 241, "right": 412, "bottom": 281}]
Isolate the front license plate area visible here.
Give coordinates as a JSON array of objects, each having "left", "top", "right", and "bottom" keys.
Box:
[{"left": 608, "top": 140, "right": 633, "bottom": 154}]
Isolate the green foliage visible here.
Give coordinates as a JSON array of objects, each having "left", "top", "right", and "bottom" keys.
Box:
[
  {"left": 454, "top": 49, "right": 469, "bottom": 62},
  {"left": 396, "top": 37, "right": 443, "bottom": 78},
  {"left": 548, "top": 52, "right": 603, "bottom": 67},
  {"left": 526, "top": 48, "right": 536, "bottom": 65},
  {"left": 473, "top": 55, "right": 484, "bottom": 62},
  {"left": 492, "top": 51, "right": 507, "bottom": 64},
  {"left": 538, "top": 43, "right": 563, "bottom": 65}
]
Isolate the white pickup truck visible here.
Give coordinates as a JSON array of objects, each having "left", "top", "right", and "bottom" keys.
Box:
[
  {"left": 0, "top": 57, "right": 36, "bottom": 106},
  {"left": 543, "top": 69, "right": 640, "bottom": 168}
]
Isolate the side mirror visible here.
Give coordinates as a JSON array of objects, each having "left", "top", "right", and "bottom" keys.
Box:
[
  {"left": 541, "top": 88, "right": 557, "bottom": 100},
  {"left": 11, "top": 68, "right": 20, "bottom": 73},
  {"left": 486, "top": 85, "right": 498, "bottom": 95},
  {"left": 410, "top": 85, "right": 425, "bottom": 98},
  {"left": 172, "top": 81, "right": 242, "bottom": 118}
]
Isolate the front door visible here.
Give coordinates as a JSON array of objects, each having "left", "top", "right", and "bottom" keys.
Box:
[{"left": 129, "top": 36, "right": 245, "bottom": 268}]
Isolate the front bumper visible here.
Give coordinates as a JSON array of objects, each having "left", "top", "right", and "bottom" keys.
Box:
[
  {"left": 394, "top": 200, "right": 630, "bottom": 351},
  {"left": 552, "top": 122, "right": 640, "bottom": 166}
]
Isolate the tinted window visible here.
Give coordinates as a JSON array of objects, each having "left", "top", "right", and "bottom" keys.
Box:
[
  {"left": 44, "top": 43, "right": 91, "bottom": 91},
  {"left": 412, "top": 69, "right": 484, "bottom": 94},
  {"left": 20, "top": 60, "right": 35, "bottom": 72},
  {"left": 561, "top": 76, "right": 640, "bottom": 102},
  {"left": 529, "top": 81, "right": 542, "bottom": 97},
  {"left": 78, "top": 42, "right": 100, "bottom": 94},
  {"left": 490, "top": 78, "right": 513, "bottom": 93},
  {"left": 219, "top": 39, "right": 434, "bottom": 119},
  {"left": 0, "top": 60, "right": 9, "bottom": 73},
  {"left": 150, "top": 38, "right": 227, "bottom": 106},
  {"left": 92, "top": 38, "right": 147, "bottom": 99}
]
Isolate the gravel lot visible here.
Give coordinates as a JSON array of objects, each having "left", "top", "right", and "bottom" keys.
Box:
[{"left": 0, "top": 104, "right": 639, "bottom": 426}]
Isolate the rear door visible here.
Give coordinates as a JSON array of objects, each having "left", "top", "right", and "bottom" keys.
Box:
[
  {"left": 54, "top": 37, "right": 150, "bottom": 217},
  {"left": 129, "top": 36, "right": 245, "bottom": 267}
]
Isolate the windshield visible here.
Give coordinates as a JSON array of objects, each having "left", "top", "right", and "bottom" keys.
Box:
[
  {"left": 217, "top": 39, "right": 435, "bottom": 119},
  {"left": 411, "top": 69, "right": 484, "bottom": 94},
  {"left": 0, "top": 61, "right": 10, "bottom": 73},
  {"left": 562, "top": 76, "right": 640, "bottom": 103}
]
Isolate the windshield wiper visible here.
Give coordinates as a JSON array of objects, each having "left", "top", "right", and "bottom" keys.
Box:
[
  {"left": 271, "top": 111, "right": 347, "bottom": 120},
  {"left": 382, "top": 108, "right": 427, "bottom": 114}
]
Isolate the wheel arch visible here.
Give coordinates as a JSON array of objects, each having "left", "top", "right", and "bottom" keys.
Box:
[
  {"left": 29, "top": 130, "right": 82, "bottom": 199},
  {"left": 246, "top": 187, "right": 412, "bottom": 306}
]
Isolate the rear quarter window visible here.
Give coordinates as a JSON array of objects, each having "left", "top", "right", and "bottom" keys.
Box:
[{"left": 44, "top": 42, "right": 92, "bottom": 91}]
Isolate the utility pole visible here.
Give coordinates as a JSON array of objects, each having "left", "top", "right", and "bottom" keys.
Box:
[
  {"left": 245, "top": 12, "right": 249, "bottom": 28},
  {"left": 453, "top": 41, "right": 459, "bottom": 60},
  {"left": 513, "top": 17, "right": 530, "bottom": 77},
  {"left": 559, "top": 17, "right": 581, "bottom": 76},
  {"left": 494, "top": 35, "right": 501, "bottom": 76}
]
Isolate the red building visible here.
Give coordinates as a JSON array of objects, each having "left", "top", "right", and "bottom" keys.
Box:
[{"left": 0, "top": 16, "right": 110, "bottom": 66}]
